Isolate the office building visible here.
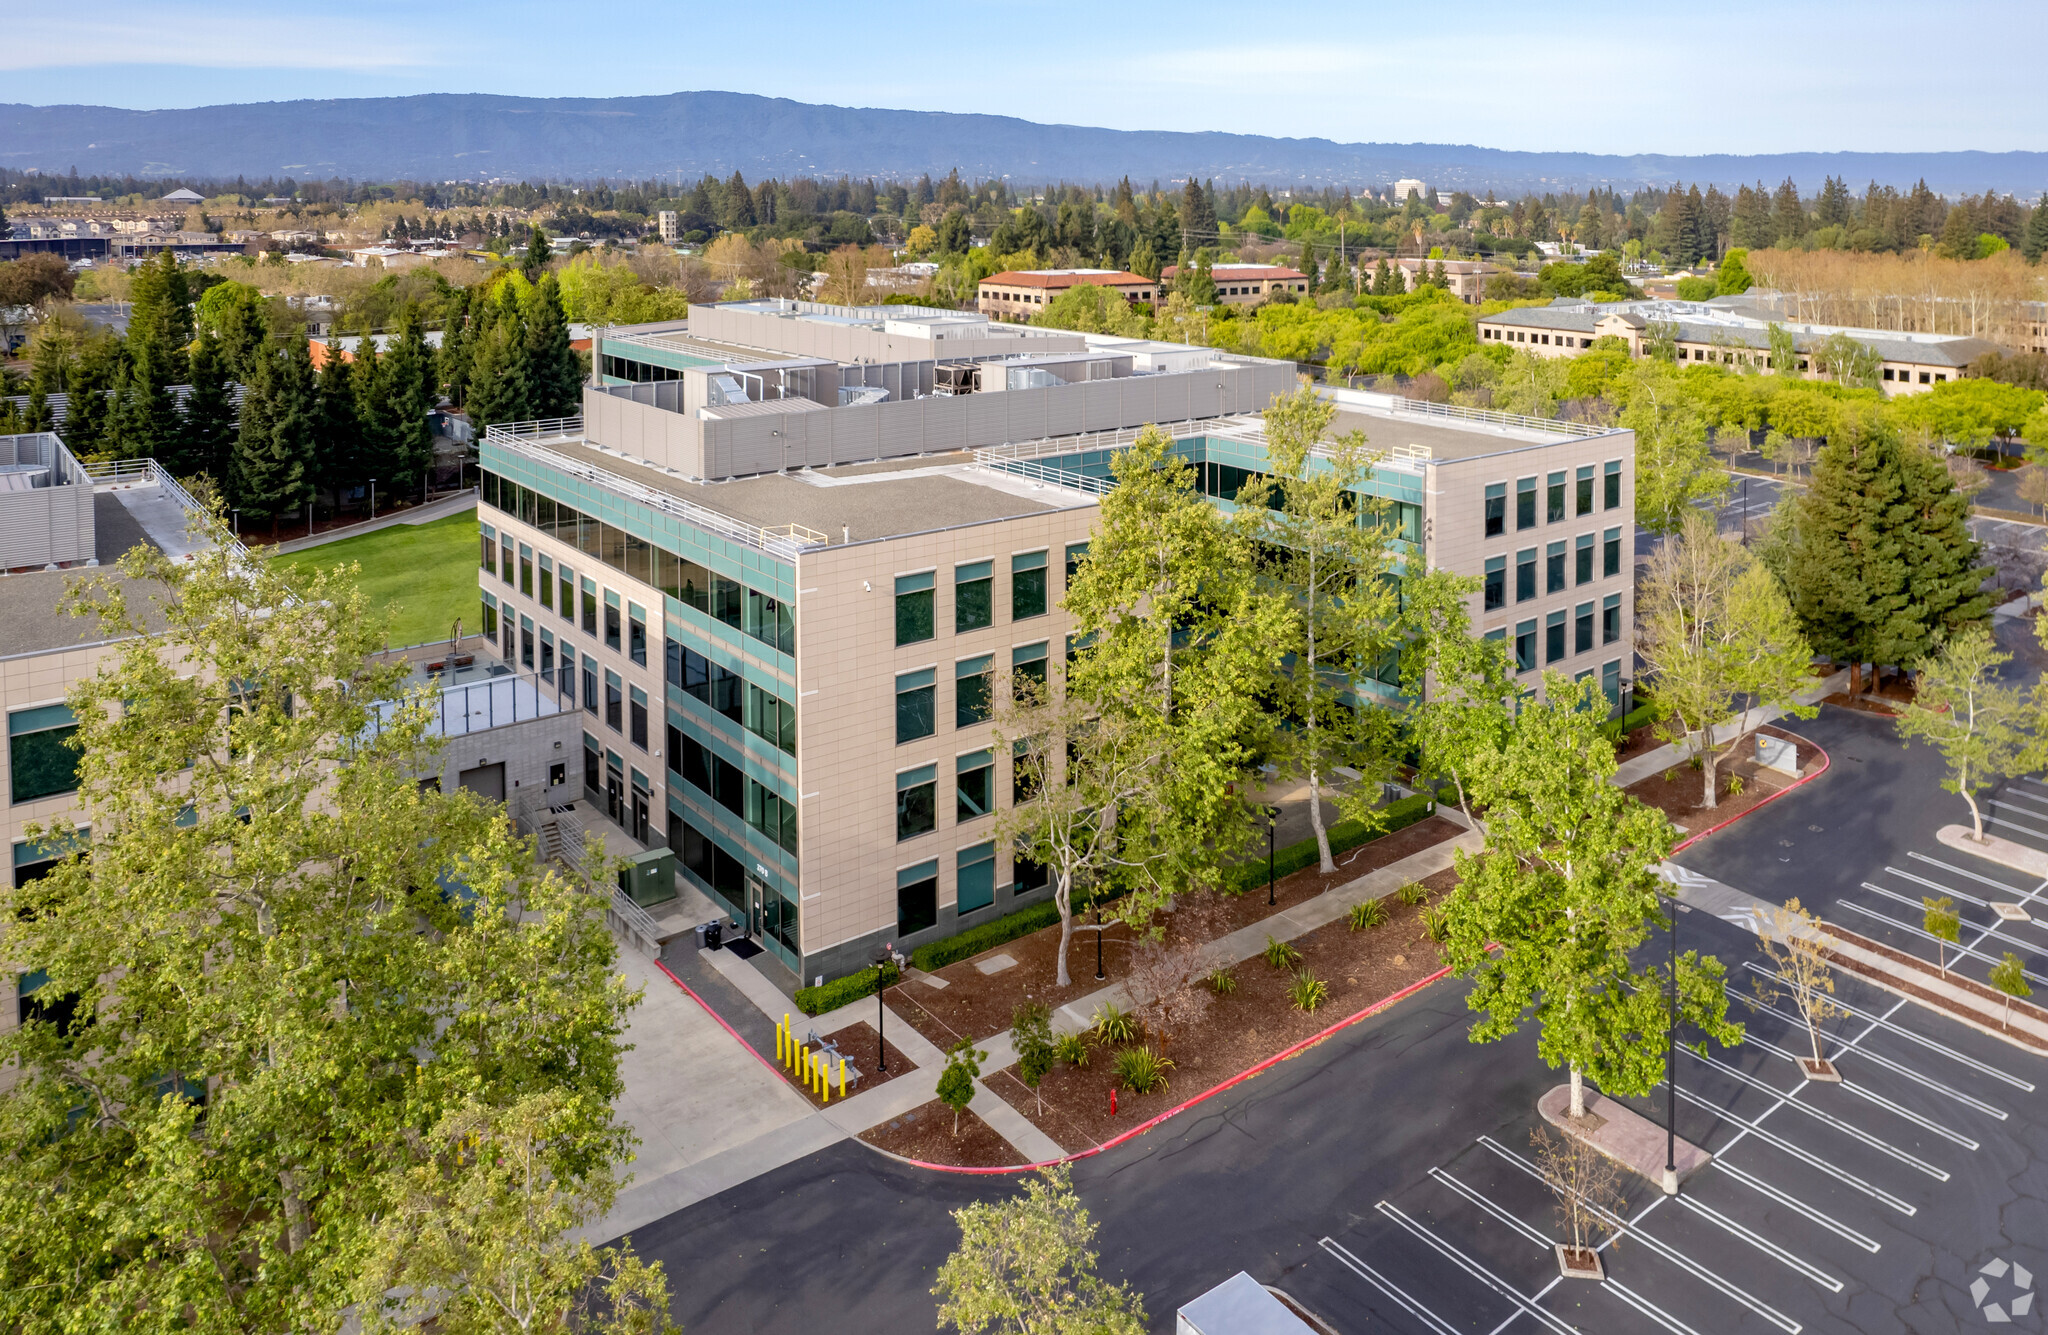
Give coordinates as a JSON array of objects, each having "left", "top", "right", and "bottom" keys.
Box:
[
  {"left": 976, "top": 269, "right": 1157, "bottom": 322},
  {"left": 1157, "top": 264, "right": 1309, "bottom": 307}
]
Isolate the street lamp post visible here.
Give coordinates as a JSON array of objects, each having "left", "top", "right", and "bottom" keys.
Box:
[
  {"left": 1664, "top": 895, "right": 1680, "bottom": 1196},
  {"left": 1267, "top": 805, "right": 1278, "bottom": 907},
  {"left": 369, "top": 480, "right": 377, "bottom": 521},
  {"left": 875, "top": 945, "right": 892, "bottom": 1074},
  {"left": 1094, "top": 901, "right": 1105, "bottom": 981}
]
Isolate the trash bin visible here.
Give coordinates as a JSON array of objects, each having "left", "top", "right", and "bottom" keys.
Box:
[{"left": 703, "top": 920, "right": 723, "bottom": 951}]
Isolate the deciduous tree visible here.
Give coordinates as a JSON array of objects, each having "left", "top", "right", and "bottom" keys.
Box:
[
  {"left": 1896, "top": 627, "right": 2025, "bottom": 842},
  {"left": 933, "top": 1165, "right": 1146, "bottom": 1335}
]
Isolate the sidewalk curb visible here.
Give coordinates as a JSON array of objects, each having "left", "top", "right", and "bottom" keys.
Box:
[{"left": 1670, "top": 733, "right": 1832, "bottom": 855}]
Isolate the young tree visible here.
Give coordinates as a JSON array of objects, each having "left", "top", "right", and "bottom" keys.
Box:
[
  {"left": 1620, "top": 359, "right": 1729, "bottom": 535},
  {"left": 1752, "top": 898, "right": 1848, "bottom": 1076},
  {"left": 1988, "top": 952, "right": 2033, "bottom": 1031},
  {"left": 1529, "top": 1124, "right": 1626, "bottom": 1273},
  {"left": 1241, "top": 385, "right": 1404, "bottom": 872},
  {"left": 1923, "top": 896, "right": 1962, "bottom": 978},
  {"left": 0, "top": 520, "right": 641, "bottom": 1329},
  {"left": 1011, "top": 1003, "right": 1056, "bottom": 1115},
  {"left": 1436, "top": 674, "right": 1742, "bottom": 1119},
  {"left": 1396, "top": 565, "right": 1518, "bottom": 832},
  {"left": 1636, "top": 511, "right": 1816, "bottom": 807},
  {"left": 933, "top": 1165, "right": 1146, "bottom": 1335},
  {"left": 2017, "top": 463, "right": 2048, "bottom": 518},
  {"left": 1895, "top": 628, "right": 2026, "bottom": 842},
  {"left": 937, "top": 1039, "right": 987, "bottom": 1137}
]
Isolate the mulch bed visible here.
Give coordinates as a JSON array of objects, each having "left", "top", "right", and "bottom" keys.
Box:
[
  {"left": 1624, "top": 725, "right": 1822, "bottom": 838},
  {"left": 886, "top": 816, "right": 1464, "bottom": 1048},
  {"left": 786, "top": 1021, "right": 916, "bottom": 1109},
  {"left": 1821, "top": 922, "right": 2048, "bottom": 1053},
  {"left": 986, "top": 892, "right": 1450, "bottom": 1154},
  {"left": 1614, "top": 724, "right": 1666, "bottom": 762},
  {"left": 858, "top": 1098, "right": 1021, "bottom": 1167},
  {"left": 1821, "top": 692, "right": 1901, "bottom": 717}
]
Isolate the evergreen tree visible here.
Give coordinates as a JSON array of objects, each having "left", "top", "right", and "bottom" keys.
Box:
[
  {"left": 464, "top": 316, "right": 530, "bottom": 431},
  {"left": 114, "top": 250, "right": 192, "bottom": 459},
  {"left": 1178, "top": 177, "right": 1214, "bottom": 252},
  {"left": 522, "top": 224, "right": 550, "bottom": 281},
  {"left": 439, "top": 284, "right": 476, "bottom": 406},
  {"left": 62, "top": 331, "right": 124, "bottom": 456},
  {"left": 1771, "top": 177, "right": 1808, "bottom": 246},
  {"left": 2024, "top": 197, "right": 2048, "bottom": 264},
  {"left": 232, "top": 339, "right": 317, "bottom": 530},
  {"left": 382, "top": 307, "right": 438, "bottom": 498},
  {"left": 175, "top": 332, "right": 237, "bottom": 483},
  {"left": 523, "top": 274, "right": 582, "bottom": 419},
  {"left": 1815, "top": 175, "right": 1853, "bottom": 230},
  {"left": 1730, "top": 183, "right": 1774, "bottom": 251},
  {"left": 1895, "top": 435, "right": 1991, "bottom": 660},
  {"left": 314, "top": 340, "right": 364, "bottom": 503}
]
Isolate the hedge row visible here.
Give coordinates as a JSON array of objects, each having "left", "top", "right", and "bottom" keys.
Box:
[
  {"left": 793, "top": 960, "right": 898, "bottom": 1017},
  {"left": 909, "top": 887, "right": 1108, "bottom": 974},
  {"left": 1599, "top": 702, "right": 1658, "bottom": 742}
]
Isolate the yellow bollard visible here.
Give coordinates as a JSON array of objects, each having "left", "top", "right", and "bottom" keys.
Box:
[
  {"left": 838, "top": 1057, "right": 847, "bottom": 1099},
  {"left": 776, "top": 1018, "right": 785, "bottom": 1063},
  {"left": 818, "top": 1057, "right": 828, "bottom": 1103}
]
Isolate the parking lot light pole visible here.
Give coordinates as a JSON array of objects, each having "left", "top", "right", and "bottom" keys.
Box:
[
  {"left": 1267, "top": 806, "right": 1278, "bottom": 906},
  {"left": 875, "top": 945, "right": 891, "bottom": 1074},
  {"left": 1664, "top": 896, "right": 1680, "bottom": 1196}
]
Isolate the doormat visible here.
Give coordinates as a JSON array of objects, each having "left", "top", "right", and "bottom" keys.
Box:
[{"left": 723, "top": 938, "right": 763, "bottom": 961}]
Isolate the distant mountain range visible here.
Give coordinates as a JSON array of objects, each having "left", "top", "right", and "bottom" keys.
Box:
[{"left": 3, "top": 91, "right": 2043, "bottom": 196}]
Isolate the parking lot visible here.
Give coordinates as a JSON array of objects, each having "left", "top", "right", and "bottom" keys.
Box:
[{"left": 1284, "top": 909, "right": 2046, "bottom": 1335}]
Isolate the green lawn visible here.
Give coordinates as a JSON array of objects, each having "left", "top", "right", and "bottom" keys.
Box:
[{"left": 271, "top": 511, "right": 481, "bottom": 648}]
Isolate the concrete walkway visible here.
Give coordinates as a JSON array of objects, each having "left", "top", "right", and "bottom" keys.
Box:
[
  {"left": 268, "top": 489, "right": 477, "bottom": 554},
  {"left": 1610, "top": 667, "right": 1848, "bottom": 790}
]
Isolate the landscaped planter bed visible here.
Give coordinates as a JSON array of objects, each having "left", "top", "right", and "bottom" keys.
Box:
[
  {"left": 1622, "top": 725, "right": 1823, "bottom": 837},
  {"left": 858, "top": 1098, "right": 1019, "bottom": 1168},
  {"left": 887, "top": 816, "right": 1464, "bottom": 1049},
  {"left": 786, "top": 1021, "right": 917, "bottom": 1109},
  {"left": 985, "top": 891, "right": 1450, "bottom": 1154}
]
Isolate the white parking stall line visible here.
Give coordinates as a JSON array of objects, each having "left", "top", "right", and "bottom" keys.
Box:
[
  {"left": 1710, "top": 1160, "right": 1883, "bottom": 1253},
  {"left": 1665, "top": 1085, "right": 1918, "bottom": 1216},
  {"left": 1319, "top": 1236, "right": 1464, "bottom": 1335},
  {"left": 1908, "top": 852, "right": 2037, "bottom": 897},
  {"left": 1675, "top": 1193, "right": 1845, "bottom": 1292},
  {"left": 1742, "top": 963, "right": 2035, "bottom": 1090},
  {"left": 1988, "top": 800, "right": 2048, "bottom": 832},
  {"left": 1981, "top": 811, "right": 2048, "bottom": 844},
  {"left": 1479, "top": 1135, "right": 1804, "bottom": 1334},
  {"left": 1682, "top": 1048, "right": 1953, "bottom": 1179},
  {"left": 1859, "top": 881, "right": 2048, "bottom": 952},
  {"left": 1717, "top": 1020, "right": 1983, "bottom": 1145},
  {"left": 1835, "top": 901, "right": 2048, "bottom": 987},
  {"left": 1879, "top": 867, "right": 1995, "bottom": 910},
  {"left": 1731, "top": 983, "right": 2010, "bottom": 1118},
  {"left": 1372, "top": 1202, "right": 1586, "bottom": 1335},
  {"left": 1429, "top": 1167, "right": 1551, "bottom": 1250},
  {"left": 1606, "top": 1279, "right": 1709, "bottom": 1335}
]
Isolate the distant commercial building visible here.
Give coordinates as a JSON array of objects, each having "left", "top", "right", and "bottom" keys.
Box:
[
  {"left": 158, "top": 188, "right": 204, "bottom": 205},
  {"left": 1391, "top": 179, "right": 1428, "bottom": 205},
  {"left": 1476, "top": 298, "right": 1999, "bottom": 395},
  {"left": 657, "top": 210, "right": 680, "bottom": 244},
  {"left": 1157, "top": 264, "right": 1309, "bottom": 307},
  {"left": 1392, "top": 256, "right": 1499, "bottom": 305},
  {"left": 976, "top": 269, "right": 1156, "bottom": 322}
]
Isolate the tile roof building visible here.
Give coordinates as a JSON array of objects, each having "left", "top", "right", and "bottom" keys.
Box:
[
  {"left": 976, "top": 269, "right": 1156, "bottom": 322},
  {"left": 1158, "top": 264, "right": 1309, "bottom": 307}
]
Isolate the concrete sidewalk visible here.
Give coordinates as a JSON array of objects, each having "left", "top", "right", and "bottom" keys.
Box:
[{"left": 1611, "top": 667, "right": 1847, "bottom": 789}]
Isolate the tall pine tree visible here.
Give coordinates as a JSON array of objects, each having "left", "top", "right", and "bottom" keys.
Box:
[
  {"left": 175, "top": 332, "right": 237, "bottom": 483},
  {"left": 381, "top": 307, "right": 438, "bottom": 498},
  {"left": 523, "top": 275, "right": 580, "bottom": 420},
  {"left": 232, "top": 339, "right": 317, "bottom": 532},
  {"left": 314, "top": 339, "right": 363, "bottom": 505}
]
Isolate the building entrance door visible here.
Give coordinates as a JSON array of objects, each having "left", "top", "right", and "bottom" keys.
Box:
[{"left": 604, "top": 760, "right": 624, "bottom": 826}]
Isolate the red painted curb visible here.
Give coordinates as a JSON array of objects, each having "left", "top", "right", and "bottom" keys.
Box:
[
  {"left": 1670, "top": 731, "right": 1831, "bottom": 854},
  {"left": 654, "top": 958, "right": 799, "bottom": 1086}
]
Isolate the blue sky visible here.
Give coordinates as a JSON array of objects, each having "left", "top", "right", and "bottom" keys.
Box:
[{"left": 7, "top": 0, "right": 2042, "bottom": 157}]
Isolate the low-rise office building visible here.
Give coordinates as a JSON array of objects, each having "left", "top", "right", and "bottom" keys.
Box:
[
  {"left": 474, "top": 304, "right": 1633, "bottom": 986},
  {"left": 1392, "top": 257, "right": 1499, "bottom": 304},
  {"left": 1477, "top": 297, "right": 1999, "bottom": 394},
  {"left": 976, "top": 269, "right": 1157, "bottom": 322},
  {"left": 1158, "top": 264, "right": 1309, "bottom": 307}
]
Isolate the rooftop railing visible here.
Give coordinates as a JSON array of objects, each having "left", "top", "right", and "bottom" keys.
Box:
[
  {"left": 1383, "top": 395, "right": 1611, "bottom": 438},
  {"left": 80, "top": 455, "right": 250, "bottom": 560}
]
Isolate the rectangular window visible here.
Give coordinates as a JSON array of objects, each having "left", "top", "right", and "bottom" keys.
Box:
[
  {"left": 518, "top": 545, "right": 533, "bottom": 597},
  {"left": 540, "top": 629, "right": 555, "bottom": 684},
  {"left": 669, "top": 555, "right": 712, "bottom": 614},
  {"left": 1575, "top": 602, "right": 1594, "bottom": 654},
  {"left": 1012, "top": 739, "right": 1040, "bottom": 804},
  {"left": 677, "top": 644, "right": 743, "bottom": 723},
  {"left": 581, "top": 577, "right": 597, "bottom": 637},
  {"left": 605, "top": 670, "right": 623, "bottom": 732},
  {"left": 1603, "top": 460, "right": 1622, "bottom": 510},
  {"left": 896, "top": 766, "right": 937, "bottom": 843},
  {"left": 520, "top": 616, "right": 535, "bottom": 669},
  {"left": 896, "top": 668, "right": 936, "bottom": 744},
  {"left": 480, "top": 595, "right": 498, "bottom": 639},
  {"left": 957, "top": 843, "right": 996, "bottom": 915},
  {"left": 665, "top": 724, "right": 682, "bottom": 778},
  {"left": 560, "top": 648, "right": 576, "bottom": 706},
  {"left": 1546, "top": 610, "right": 1567, "bottom": 664},
  {"left": 956, "top": 749, "right": 994, "bottom": 822},
  {"left": 480, "top": 527, "right": 497, "bottom": 576},
  {"left": 1514, "top": 620, "right": 1536, "bottom": 673},
  {"left": 1483, "top": 556, "right": 1505, "bottom": 611},
  {"left": 538, "top": 554, "right": 554, "bottom": 610},
  {"left": 711, "top": 575, "right": 743, "bottom": 630},
  {"left": 584, "top": 732, "right": 600, "bottom": 795},
  {"left": 1546, "top": 541, "right": 1566, "bottom": 594},
  {"left": 955, "top": 560, "right": 993, "bottom": 633},
  {"left": 1575, "top": 465, "right": 1595, "bottom": 517},
  {"left": 582, "top": 661, "right": 597, "bottom": 716},
  {"left": 1546, "top": 472, "right": 1565, "bottom": 523},
  {"left": 746, "top": 779, "right": 798, "bottom": 856},
  {"left": 744, "top": 588, "right": 794, "bottom": 656},
  {"left": 1064, "top": 542, "right": 1089, "bottom": 587},
  {"left": 955, "top": 655, "right": 992, "bottom": 728},
  {"left": 1603, "top": 526, "right": 1622, "bottom": 578},
  {"left": 1516, "top": 477, "right": 1537, "bottom": 530},
  {"left": 500, "top": 535, "right": 514, "bottom": 587},
  {"left": 1012, "top": 641, "right": 1049, "bottom": 693},
  {"left": 604, "top": 595, "right": 621, "bottom": 652},
  {"left": 628, "top": 603, "right": 648, "bottom": 666},
  {"left": 9, "top": 704, "right": 80, "bottom": 803},
  {"left": 558, "top": 564, "right": 575, "bottom": 622},
  {"left": 1516, "top": 548, "right": 1536, "bottom": 603},
  {"left": 895, "top": 571, "right": 935, "bottom": 646},
  {"left": 744, "top": 682, "right": 796, "bottom": 756},
  {"left": 1603, "top": 593, "right": 1622, "bottom": 645},
  {"left": 1484, "top": 482, "right": 1506, "bottom": 538},
  {"left": 1575, "top": 533, "right": 1595, "bottom": 585},
  {"left": 897, "top": 859, "right": 939, "bottom": 935},
  {"left": 1602, "top": 660, "right": 1622, "bottom": 707},
  {"left": 1012, "top": 551, "right": 1048, "bottom": 620}
]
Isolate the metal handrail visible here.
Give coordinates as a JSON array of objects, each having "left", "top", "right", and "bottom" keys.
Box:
[
  {"left": 1386, "top": 396, "right": 1610, "bottom": 438},
  {"left": 483, "top": 416, "right": 586, "bottom": 442},
  {"left": 81, "top": 456, "right": 251, "bottom": 561},
  {"left": 484, "top": 429, "right": 825, "bottom": 560},
  {"left": 971, "top": 454, "right": 1112, "bottom": 495}
]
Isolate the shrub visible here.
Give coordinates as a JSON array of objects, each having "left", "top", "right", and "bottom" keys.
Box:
[
  {"left": 1599, "top": 702, "right": 1657, "bottom": 743},
  {"left": 1090, "top": 1002, "right": 1141, "bottom": 1045},
  {"left": 1262, "top": 935, "right": 1302, "bottom": 969},
  {"left": 1220, "top": 790, "right": 1440, "bottom": 895},
  {"left": 1397, "top": 881, "right": 1428, "bottom": 906},
  {"left": 1348, "top": 899, "right": 1389, "bottom": 931},
  {"left": 1728, "top": 774, "right": 1746, "bottom": 796},
  {"left": 1012, "top": 1003, "right": 1055, "bottom": 1110},
  {"left": 909, "top": 890, "right": 1106, "bottom": 972},
  {"left": 1113, "top": 1045, "right": 1175, "bottom": 1094},
  {"left": 1289, "top": 968, "right": 1330, "bottom": 1013},
  {"left": 1053, "top": 1032, "right": 1091, "bottom": 1067},
  {"left": 1206, "top": 966, "right": 1238, "bottom": 995},
  {"left": 793, "top": 960, "right": 900, "bottom": 1016},
  {"left": 1425, "top": 904, "right": 1452, "bottom": 943}
]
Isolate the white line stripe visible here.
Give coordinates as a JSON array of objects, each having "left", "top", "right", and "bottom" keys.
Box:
[
  {"left": 1994, "top": 789, "right": 2048, "bottom": 813},
  {"left": 1319, "top": 1236, "right": 1462, "bottom": 1335},
  {"left": 1910, "top": 851, "right": 2032, "bottom": 894},
  {"left": 1717, "top": 1014, "right": 1991, "bottom": 1139},
  {"left": 1606, "top": 1278, "right": 1708, "bottom": 1335},
  {"left": 1711, "top": 1160, "right": 1882, "bottom": 1253},
  {"left": 1836, "top": 900, "right": 2048, "bottom": 987},
  {"left": 1740, "top": 962, "right": 2034, "bottom": 1089},
  {"left": 1430, "top": 1168, "right": 1551, "bottom": 1250},
  {"left": 1879, "top": 868, "right": 1994, "bottom": 910},
  {"left": 1478, "top": 1136, "right": 1803, "bottom": 1334},
  {"left": 1665, "top": 1084, "right": 1918, "bottom": 1215},
  {"left": 1683, "top": 1048, "right": 1952, "bottom": 1178},
  {"left": 1859, "top": 880, "right": 2048, "bottom": 946},
  {"left": 1676, "top": 1193, "right": 1844, "bottom": 1291},
  {"left": 1373, "top": 1203, "right": 1586, "bottom": 1335}
]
